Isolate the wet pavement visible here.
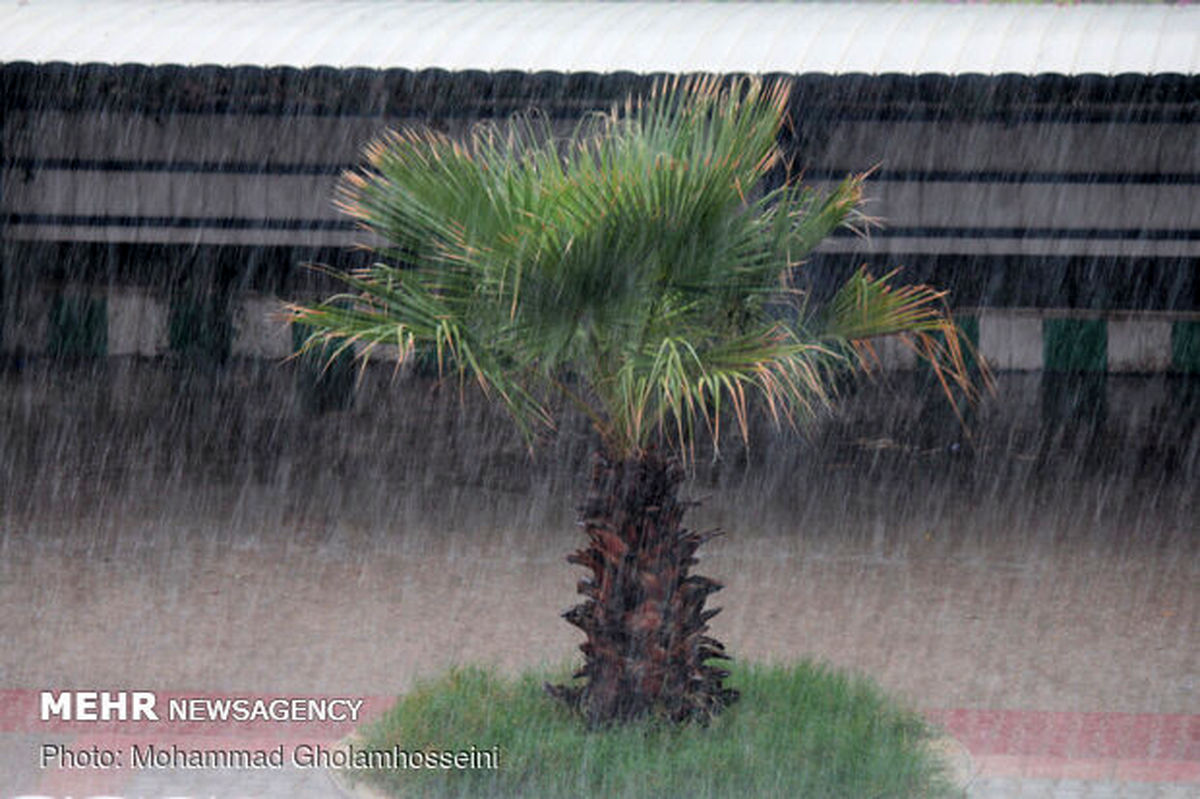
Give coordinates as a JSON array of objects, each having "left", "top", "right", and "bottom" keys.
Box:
[{"left": 1, "top": 360, "right": 1196, "bottom": 797}]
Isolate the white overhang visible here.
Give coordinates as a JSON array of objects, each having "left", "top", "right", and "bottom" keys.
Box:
[{"left": 0, "top": 1, "right": 1196, "bottom": 75}]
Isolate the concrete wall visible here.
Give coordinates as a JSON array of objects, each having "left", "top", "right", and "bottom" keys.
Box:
[
  {"left": 4, "top": 112, "right": 1197, "bottom": 257},
  {"left": 1, "top": 84, "right": 1197, "bottom": 374}
]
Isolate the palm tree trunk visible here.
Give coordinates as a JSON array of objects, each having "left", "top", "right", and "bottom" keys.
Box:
[{"left": 547, "top": 449, "right": 739, "bottom": 725}]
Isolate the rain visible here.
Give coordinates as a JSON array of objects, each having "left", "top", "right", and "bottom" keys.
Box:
[{"left": 1, "top": 3, "right": 1197, "bottom": 798}]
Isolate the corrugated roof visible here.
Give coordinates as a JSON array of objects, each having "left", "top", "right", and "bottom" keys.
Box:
[{"left": 1, "top": 1, "right": 1196, "bottom": 76}]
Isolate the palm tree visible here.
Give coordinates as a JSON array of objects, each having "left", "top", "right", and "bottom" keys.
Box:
[{"left": 285, "top": 76, "right": 980, "bottom": 727}]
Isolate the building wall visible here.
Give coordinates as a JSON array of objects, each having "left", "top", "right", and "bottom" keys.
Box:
[{"left": 1, "top": 69, "right": 1197, "bottom": 376}]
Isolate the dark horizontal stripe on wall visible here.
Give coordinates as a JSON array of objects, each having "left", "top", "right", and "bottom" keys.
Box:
[
  {"left": 9, "top": 159, "right": 1199, "bottom": 187},
  {"left": 7, "top": 214, "right": 1197, "bottom": 242},
  {"left": 802, "top": 252, "right": 1197, "bottom": 312},
  {"left": 4, "top": 158, "right": 346, "bottom": 176},
  {"left": 5, "top": 214, "right": 354, "bottom": 231},
  {"left": 828, "top": 227, "right": 1200, "bottom": 241},
  {"left": 801, "top": 108, "right": 1199, "bottom": 125},
  {"left": 0, "top": 240, "right": 374, "bottom": 294},
  {"left": 805, "top": 169, "right": 1200, "bottom": 186},
  {"left": 3, "top": 240, "right": 1193, "bottom": 313}
]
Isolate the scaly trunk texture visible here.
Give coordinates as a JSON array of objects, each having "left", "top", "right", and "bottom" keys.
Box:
[{"left": 547, "top": 449, "right": 739, "bottom": 726}]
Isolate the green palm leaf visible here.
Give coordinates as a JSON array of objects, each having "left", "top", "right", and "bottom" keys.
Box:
[{"left": 286, "top": 76, "right": 984, "bottom": 458}]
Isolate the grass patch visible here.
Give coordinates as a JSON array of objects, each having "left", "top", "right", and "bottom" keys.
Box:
[{"left": 345, "top": 661, "right": 960, "bottom": 798}]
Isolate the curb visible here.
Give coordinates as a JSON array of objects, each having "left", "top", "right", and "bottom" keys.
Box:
[
  {"left": 324, "top": 733, "right": 980, "bottom": 798},
  {"left": 930, "top": 734, "right": 977, "bottom": 793},
  {"left": 325, "top": 735, "right": 393, "bottom": 799}
]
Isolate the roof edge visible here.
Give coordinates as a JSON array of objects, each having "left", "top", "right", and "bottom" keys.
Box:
[{"left": 2, "top": 65, "right": 1197, "bottom": 122}]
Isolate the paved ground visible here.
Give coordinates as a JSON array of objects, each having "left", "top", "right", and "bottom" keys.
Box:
[
  {"left": 1, "top": 362, "right": 1196, "bottom": 797},
  {"left": 2, "top": 502, "right": 1194, "bottom": 798}
]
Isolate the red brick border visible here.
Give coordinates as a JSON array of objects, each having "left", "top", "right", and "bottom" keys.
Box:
[
  {"left": 925, "top": 708, "right": 1200, "bottom": 782},
  {"left": 3, "top": 691, "right": 1197, "bottom": 787}
]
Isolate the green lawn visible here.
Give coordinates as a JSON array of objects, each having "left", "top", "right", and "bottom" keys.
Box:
[{"left": 344, "top": 660, "right": 961, "bottom": 798}]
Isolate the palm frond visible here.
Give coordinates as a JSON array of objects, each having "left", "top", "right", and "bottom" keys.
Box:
[
  {"left": 820, "top": 267, "right": 991, "bottom": 408},
  {"left": 283, "top": 263, "right": 553, "bottom": 444},
  {"left": 286, "top": 75, "right": 984, "bottom": 459},
  {"left": 597, "top": 326, "right": 846, "bottom": 458}
]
